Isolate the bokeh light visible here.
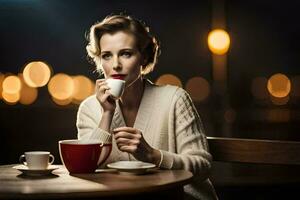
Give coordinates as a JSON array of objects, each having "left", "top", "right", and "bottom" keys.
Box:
[
  {"left": 185, "top": 77, "right": 210, "bottom": 102},
  {"left": 155, "top": 74, "right": 182, "bottom": 87},
  {"left": 72, "top": 75, "right": 94, "bottom": 104},
  {"left": 267, "top": 73, "right": 291, "bottom": 98},
  {"left": 251, "top": 77, "right": 269, "bottom": 99},
  {"left": 19, "top": 74, "right": 38, "bottom": 105},
  {"left": 48, "top": 73, "right": 74, "bottom": 100},
  {"left": 23, "top": 61, "right": 52, "bottom": 87},
  {"left": 52, "top": 96, "right": 73, "bottom": 106},
  {"left": 2, "top": 91, "right": 20, "bottom": 105},
  {"left": 208, "top": 29, "right": 230, "bottom": 55},
  {"left": 2, "top": 75, "right": 21, "bottom": 94}
]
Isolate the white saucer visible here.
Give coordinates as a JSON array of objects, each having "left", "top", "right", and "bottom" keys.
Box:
[
  {"left": 107, "top": 161, "right": 156, "bottom": 175},
  {"left": 13, "top": 165, "right": 59, "bottom": 176}
]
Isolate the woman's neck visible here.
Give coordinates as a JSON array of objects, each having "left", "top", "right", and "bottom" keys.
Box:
[{"left": 119, "top": 77, "right": 144, "bottom": 109}]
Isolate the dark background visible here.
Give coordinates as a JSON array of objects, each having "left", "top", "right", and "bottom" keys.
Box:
[{"left": 1, "top": 0, "right": 300, "bottom": 199}]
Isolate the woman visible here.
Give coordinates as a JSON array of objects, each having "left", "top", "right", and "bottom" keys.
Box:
[{"left": 76, "top": 14, "right": 218, "bottom": 200}]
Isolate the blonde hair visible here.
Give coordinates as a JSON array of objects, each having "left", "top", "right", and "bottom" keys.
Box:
[{"left": 86, "top": 14, "right": 160, "bottom": 75}]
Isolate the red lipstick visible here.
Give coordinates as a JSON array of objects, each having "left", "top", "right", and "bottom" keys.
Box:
[{"left": 111, "top": 74, "right": 127, "bottom": 80}]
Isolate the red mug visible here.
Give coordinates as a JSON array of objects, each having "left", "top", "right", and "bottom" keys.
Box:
[
  {"left": 59, "top": 139, "right": 112, "bottom": 173},
  {"left": 99, "top": 143, "right": 112, "bottom": 166}
]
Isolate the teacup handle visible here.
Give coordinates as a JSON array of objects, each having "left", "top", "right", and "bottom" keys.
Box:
[
  {"left": 100, "top": 142, "right": 104, "bottom": 147},
  {"left": 49, "top": 154, "right": 55, "bottom": 165},
  {"left": 19, "top": 155, "right": 27, "bottom": 166}
]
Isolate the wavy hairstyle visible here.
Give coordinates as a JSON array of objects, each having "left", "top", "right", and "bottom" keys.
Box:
[{"left": 86, "top": 14, "right": 161, "bottom": 75}]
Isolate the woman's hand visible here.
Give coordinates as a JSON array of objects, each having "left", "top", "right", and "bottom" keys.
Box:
[
  {"left": 96, "top": 79, "right": 116, "bottom": 112},
  {"left": 113, "top": 127, "right": 161, "bottom": 165}
]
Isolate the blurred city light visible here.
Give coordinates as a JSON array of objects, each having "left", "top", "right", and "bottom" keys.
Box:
[
  {"left": 208, "top": 29, "right": 230, "bottom": 55},
  {"left": 72, "top": 75, "right": 94, "bottom": 104},
  {"left": 2, "top": 75, "right": 21, "bottom": 94},
  {"left": 52, "top": 96, "right": 73, "bottom": 106},
  {"left": 2, "top": 91, "right": 20, "bottom": 105},
  {"left": 185, "top": 77, "right": 210, "bottom": 102},
  {"left": 19, "top": 74, "right": 38, "bottom": 105},
  {"left": 48, "top": 73, "right": 74, "bottom": 101},
  {"left": 23, "top": 61, "right": 52, "bottom": 87},
  {"left": 155, "top": 74, "right": 182, "bottom": 87},
  {"left": 267, "top": 73, "right": 291, "bottom": 98}
]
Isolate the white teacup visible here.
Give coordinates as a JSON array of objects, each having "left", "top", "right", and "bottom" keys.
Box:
[
  {"left": 106, "top": 78, "right": 125, "bottom": 99},
  {"left": 19, "top": 151, "right": 54, "bottom": 170}
]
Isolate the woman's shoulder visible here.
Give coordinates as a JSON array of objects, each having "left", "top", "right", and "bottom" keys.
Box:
[{"left": 147, "top": 80, "right": 188, "bottom": 99}]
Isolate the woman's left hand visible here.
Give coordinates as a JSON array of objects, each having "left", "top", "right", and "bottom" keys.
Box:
[{"left": 113, "top": 127, "right": 160, "bottom": 165}]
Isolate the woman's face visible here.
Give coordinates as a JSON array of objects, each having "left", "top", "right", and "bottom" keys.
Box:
[{"left": 99, "top": 31, "right": 143, "bottom": 86}]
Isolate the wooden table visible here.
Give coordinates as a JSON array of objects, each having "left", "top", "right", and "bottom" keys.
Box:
[{"left": 0, "top": 165, "right": 193, "bottom": 200}]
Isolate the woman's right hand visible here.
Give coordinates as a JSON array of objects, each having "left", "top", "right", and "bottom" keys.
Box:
[{"left": 96, "top": 79, "right": 116, "bottom": 112}]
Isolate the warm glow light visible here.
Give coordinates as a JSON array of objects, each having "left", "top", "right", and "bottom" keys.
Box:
[
  {"left": 23, "top": 61, "right": 51, "bottom": 87},
  {"left": 52, "top": 96, "right": 73, "bottom": 106},
  {"left": 2, "top": 75, "right": 21, "bottom": 94},
  {"left": 251, "top": 77, "right": 269, "bottom": 99},
  {"left": 208, "top": 29, "right": 230, "bottom": 55},
  {"left": 19, "top": 74, "right": 38, "bottom": 105},
  {"left": 72, "top": 75, "right": 94, "bottom": 104},
  {"left": 155, "top": 74, "right": 182, "bottom": 87},
  {"left": 267, "top": 73, "right": 291, "bottom": 98},
  {"left": 185, "top": 77, "right": 210, "bottom": 102},
  {"left": 2, "top": 91, "right": 20, "bottom": 104},
  {"left": 48, "top": 73, "right": 74, "bottom": 100}
]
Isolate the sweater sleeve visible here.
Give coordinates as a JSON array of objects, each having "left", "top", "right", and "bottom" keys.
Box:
[
  {"left": 76, "top": 97, "right": 112, "bottom": 143},
  {"left": 159, "top": 88, "right": 212, "bottom": 180}
]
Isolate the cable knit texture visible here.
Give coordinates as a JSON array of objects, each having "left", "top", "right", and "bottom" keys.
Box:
[{"left": 76, "top": 80, "right": 218, "bottom": 200}]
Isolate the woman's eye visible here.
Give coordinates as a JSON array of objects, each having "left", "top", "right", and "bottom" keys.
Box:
[
  {"left": 121, "top": 52, "right": 132, "bottom": 58},
  {"left": 101, "top": 54, "right": 111, "bottom": 60}
]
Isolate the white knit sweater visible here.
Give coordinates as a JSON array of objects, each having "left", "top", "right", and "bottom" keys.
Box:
[{"left": 76, "top": 80, "right": 218, "bottom": 200}]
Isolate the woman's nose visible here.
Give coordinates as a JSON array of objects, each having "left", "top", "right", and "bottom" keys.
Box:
[{"left": 112, "top": 57, "right": 121, "bottom": 71}]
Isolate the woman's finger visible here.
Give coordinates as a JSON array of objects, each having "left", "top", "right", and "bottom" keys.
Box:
[
  {"left": 116, "top": 138, "right": 140, "bottom": 146},
  {"left": 114, "top": 131, "right": 137, "bottom": 140},
  {"left": 118, "top": 145, "right": 137, "bottom": 153},
  {"left": 99, "top": 92, "right": 111, "bottom": 103},
  {"left": 97, "top": 85, "right": 110, "bottom": 94},
  {"left": 96, "top": 79, "right": 106, "bottom": 85},
  {"left": 115, "top": 137, "right": 131, "bottom": 145},
  {"left": 96, "top": 81, "right": 108, "bottom": 89},
  {"left": 97, "top": 81, "right": 108, "bottom": 87},
  {"left": 113, "top": 127, "right": 137, "bottom": 133}
]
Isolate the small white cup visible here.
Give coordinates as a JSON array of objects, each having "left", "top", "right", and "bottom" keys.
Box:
[
  {"left": 106, "top": 78, "right": 125, "bottom": 99},
  {"left": 19, "top": 151, "right": 54, "bottom": 170}
]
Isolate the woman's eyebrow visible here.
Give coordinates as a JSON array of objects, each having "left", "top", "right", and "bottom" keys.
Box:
[
  {"left": 100, "top": 51, "right": 110, "bottom": 54},
  {"left": 120, "top": 48, "right": 134, "bottom": 51},
  {"left": 100, "top": 48, "right": 135, "bottom": 54}
]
